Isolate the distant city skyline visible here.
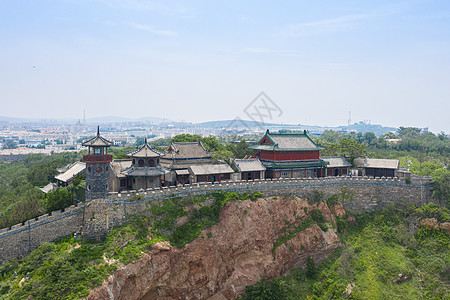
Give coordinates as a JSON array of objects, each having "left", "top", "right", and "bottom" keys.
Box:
[{"left": 1, "top": 1, "right": 449, "bottom": 133}]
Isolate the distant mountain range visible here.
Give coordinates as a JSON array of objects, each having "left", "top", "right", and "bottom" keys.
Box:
[
  {"left": 85, "top": 116, "right": 171, "bottom": 124},
  {"left": 0, "top": 115, "right": 171, "bottom": 125},
  {"left": 0, "top": 115, "right": 398, "bottom": 135}
]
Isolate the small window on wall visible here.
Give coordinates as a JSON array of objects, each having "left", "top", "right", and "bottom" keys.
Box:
[
  {"left": 94, "top": 148, "right": 102, "bottom": 155},
  {"left": 88, "top": 167, "right": 91, "bottom": 173},
  {"left": 87, "top": 185, "right": 91, "bottom": 191},
  {"left": 149, "top": 159, "right": 155, "bottom": 167},
  {"left": 281, "top": 172, "right": 289, "bottom": 178},
  {"left": 138, "top": 159, "right": 144, "bottom": 166}
]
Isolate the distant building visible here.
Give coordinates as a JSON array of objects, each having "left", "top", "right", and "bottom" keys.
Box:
[
  {"left": 322, "top": 157, "right": 351, "bottom": 177},
  {"left": 249, "top": 130, "right": 328, "bottom": 179},
  {"left": 354, "top": 157, "right": 399, "bottom": 178}
]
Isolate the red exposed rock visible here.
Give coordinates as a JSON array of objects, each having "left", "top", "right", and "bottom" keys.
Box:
[
  {"left": 420, "top": 218, "right": 450, "bottom": 234},
  {"left": 440, "top": 222, "right": 450, "bottom": 235},
  {"left": 420, "top": 218, "right": 440, "bottom": 230},
  {"left": 332, "top": 203, "right": 346, "bottom": 218},
  {"left": 88, "top": 196, "right": 342, "bottom": 300}
]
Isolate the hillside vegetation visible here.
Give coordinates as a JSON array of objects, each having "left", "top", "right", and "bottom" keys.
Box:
[
  {"left": 0, "top": 191, "right": 262, "bottom": 299},
  {"left": 239, "top": 203, "right": 450, "bottom": 300}
]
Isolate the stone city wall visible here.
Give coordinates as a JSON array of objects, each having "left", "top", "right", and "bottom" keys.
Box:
[
  {"left": 0, "top": 176, "right": 433, "bottom": 263},
  {"left": 0, "top": 204, "right": 84, "bottom": 263}
]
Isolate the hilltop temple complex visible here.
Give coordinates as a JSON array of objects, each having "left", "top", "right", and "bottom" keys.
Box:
[{"left": 58, "top": 128, "right": 402, "bottom": 199}]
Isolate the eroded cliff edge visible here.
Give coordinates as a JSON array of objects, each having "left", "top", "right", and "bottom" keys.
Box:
[{"left": 88, "top": 196, "right": 345, "bottom": 300}]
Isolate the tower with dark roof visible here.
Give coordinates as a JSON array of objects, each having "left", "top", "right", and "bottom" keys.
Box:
[
  {"left": 121, "top": 138, "right": 168, "bottom": 190},
  {"left": 82, "top": 127, "right": 113, "bottom": 200}
]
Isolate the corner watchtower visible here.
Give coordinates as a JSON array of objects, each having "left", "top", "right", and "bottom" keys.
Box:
[{"left": 82, "top": 127, "right": 113, "bottom": 200}]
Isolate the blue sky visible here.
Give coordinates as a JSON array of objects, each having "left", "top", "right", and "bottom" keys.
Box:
[{"left": 1, "top": 0, "right": 449, "bottom": 132}]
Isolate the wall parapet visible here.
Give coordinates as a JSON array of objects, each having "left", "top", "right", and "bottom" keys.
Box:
[{"left": 0, "top": 176, "right": 433, "bottom": 264}]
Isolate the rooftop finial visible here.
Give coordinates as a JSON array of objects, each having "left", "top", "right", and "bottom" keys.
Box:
[
  {"left": 144, "top": 137, "right": 147, "bottom": 145},
  {"left": 97, "top": 126, "right": 100, "bottom": 136}
]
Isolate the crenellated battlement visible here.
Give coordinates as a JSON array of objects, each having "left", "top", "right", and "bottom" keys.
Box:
[{"left": 0, "top": 176, "right": 433, "bottom": 264}]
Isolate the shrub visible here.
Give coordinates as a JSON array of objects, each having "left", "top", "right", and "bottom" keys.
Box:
[
  {"left": 241, "top": 277, "right": 288, "bottom": 300},
  {"left": 306, "top": 256, "right": 317, "bottom": 279}
]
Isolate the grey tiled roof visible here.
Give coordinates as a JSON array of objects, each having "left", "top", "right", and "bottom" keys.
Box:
[
  {"left": 40, "top": 182, "right": 57, "bottom": 193},
  {"left": 234, "top": 159, "right": 266, "bottom": 172},
  {"left": 165, "top": 141, "right": 213, "bottom": 159},
  {"left": 121, "top": 165, "right": 169, "bottom": 177},
  {"left": 82, "top": 128, "right": 113, "bottom": 147},
  {"left": 189, "top": 164, "right": 234, "bottom": 175},
  {"left": 110, "top": 160, "right": 132, "bottom": 178},
  {"left": 175, "top": 169, "right": 190, "bottom": 175},
  {"left": 322, "top": 157, "right": 351, "bottom": 168},
  {"left": 354, "top": 157, "right": 399, "bottom": 169},
  {"left": 55, "top": 162, "right": 86, "bottom": 182}
]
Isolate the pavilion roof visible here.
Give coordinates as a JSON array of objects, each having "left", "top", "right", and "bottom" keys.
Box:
[
  {"left": 127, "top": 140, "right": 163, "bottom": 158},
  {"left": 249, "top": 130, "right": 324, "bottom": 151},
  {"left": 82, "top": 127, "right": 113, "bottom": 147},
  {"left": 121, "top": 165, "right": 169, "bottom": 177}
]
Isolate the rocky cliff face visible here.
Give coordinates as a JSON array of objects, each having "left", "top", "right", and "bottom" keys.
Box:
[{"left": 88, "top": 196, "right": 344, "bottom": 300}]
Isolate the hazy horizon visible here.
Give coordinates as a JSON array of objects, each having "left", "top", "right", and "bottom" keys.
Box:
[{"left": 1, "top": 1, "right": 449, "bottom": 133}]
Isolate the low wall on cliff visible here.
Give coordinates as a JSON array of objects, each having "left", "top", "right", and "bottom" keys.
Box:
[
  {"left": 0, "top": 204, "right": 84, "bottom": 263},
  {"left": 83, "top": 176, "right": 432, "bottom": 237},
  {"left": 0, "top": 176, "right": 433, "bottom": 263}
]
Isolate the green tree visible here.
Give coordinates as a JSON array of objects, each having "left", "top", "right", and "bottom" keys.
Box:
[
  {"left": 398, "top": 127, "right": 421, "bottom": 137},
  {"left": 363, "top": 132, "right": 376, "bottom": 145},
  {"left": 431, "top": 170, "right": 450, "bottom": 208},
  {"left": 242, "top": 277, "right": 288, "bottom": 300},
  {"left": 227, "top": 140, "right": 253, "bottom": 159},
  {"left": 306, "top": 256, "right": 317, "bottom": 279},
  {"left": 320, "top": 130, "right": 344, "bottom": 143},
  {"left": 201, "top": 136, "right": 226, "bottom": 152},
  {"left": 43, "top": 187, "right": 73, "bottom": 212},
  {"left": 172, "top": 134, "right": 202, "bottom": 143},
  {"left": 2, "top": 140, "right": 18, "bottom": 149},
  {"left": 338, "top": 138, "right": 366, "bottom": 165}
]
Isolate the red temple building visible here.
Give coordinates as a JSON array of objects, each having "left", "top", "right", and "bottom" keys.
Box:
[{"left": 249, "top": 130, "right": 328, "bottom": 179}]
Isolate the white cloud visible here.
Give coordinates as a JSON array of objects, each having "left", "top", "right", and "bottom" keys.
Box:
[
  {"left": 129, "top": 22, "right": 179, "bottom": 37},
  {"left": 242, "top": 48, "right": 298, "bottom": 56},
  {"left": 284, "top": 14, "right": 369, "bottom": 37}
]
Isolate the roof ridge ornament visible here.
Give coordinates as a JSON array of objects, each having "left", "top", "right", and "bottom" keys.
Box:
[{"left": 97, "top": 126, "right": 100, "bottom": 136}]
